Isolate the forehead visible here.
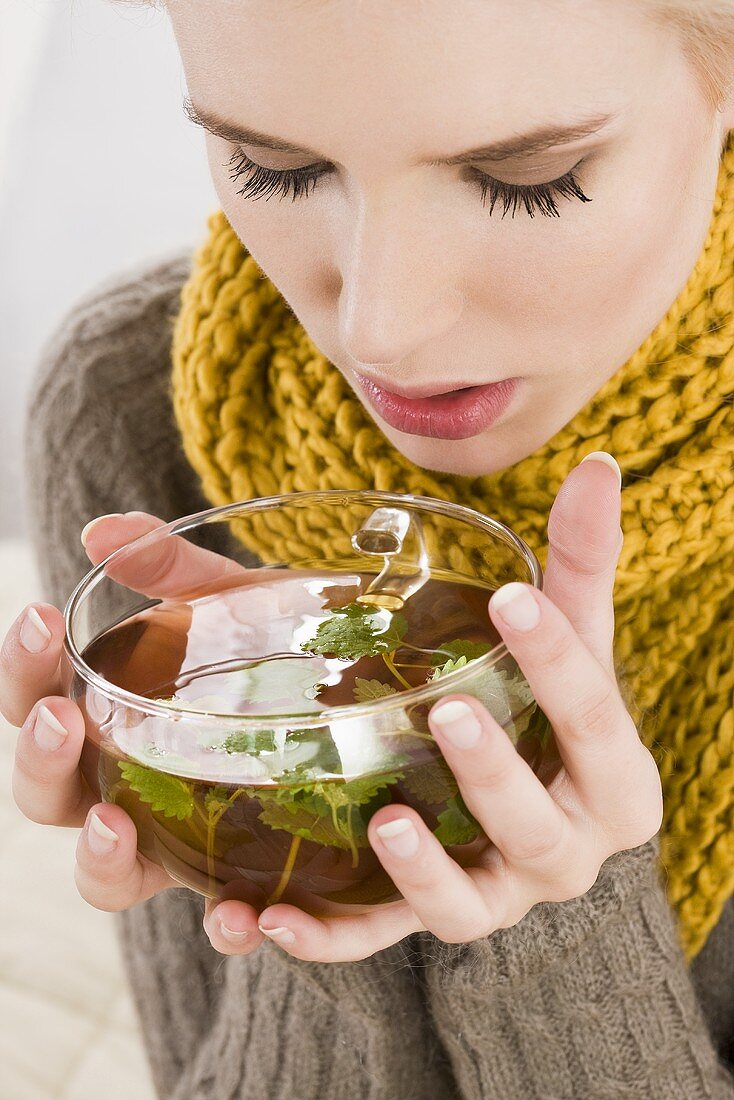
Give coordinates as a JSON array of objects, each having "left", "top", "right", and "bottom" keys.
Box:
[{"left": 168, "top": 0, "right": 667, "bottom": 158}]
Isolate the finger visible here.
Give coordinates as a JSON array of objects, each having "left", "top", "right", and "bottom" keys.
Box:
[
  {"left": 202, "top": 898, "right": 265, "bottom": 956},
  {"left": 0, "top": 603, "right": 64, "bottom": 726},
  {"left": 74, "top": 803, "right": 176, "bottom": 911},
  {"left": 368, "top": 806, "right": 528, "bottom": 943},
  {"left": 81, "top": 511, "right": 248, "bottom": 600},
  {"left": 544, "top": 453, "right": 623, "bottom": 676},
  {"left": 486, "top": 580, "right": 654, "bottom": 826},
  {"left": 12, "top": 697, "right": 95, "bottom": 827},
  {"left": 256, "top": 897, "right": 423, "bottom": 962},
  {"left": 428, "top": 694, "right": 575, "bottom": 879}
]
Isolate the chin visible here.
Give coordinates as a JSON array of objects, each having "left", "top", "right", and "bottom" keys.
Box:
[{"left": 380, "top": 425, "right": 512, "bottom": 479}]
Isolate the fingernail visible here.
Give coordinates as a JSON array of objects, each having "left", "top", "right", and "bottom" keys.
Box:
[
  {"left": 258, "top": 924, "right": 296, "bottom": 945},
  {"left": 430, "top": 699, "right": 482, "bottom": 748},
  {"left": 490, "top": 582, "right": 541, "bottom": 632},
  {"left": 80, "top": 514, "right": 123, "bottom": 548},
  {"left": 375, "top": 818, "right": 420, "bottom": 859},
  {"left": 88, "top": 811, "right": 119, "bottom": 854},
  {"left": 33, "top": 705, "right": 68, "bottom": 751},
  {"left": 219, "top": 920, "right": 249, "bottom": 944},
  {"left": 19, "top": 607, "right": 52, "bottom": 654},
  {"left": 579, "top": 450, "right": 622, "bottom": 489}
]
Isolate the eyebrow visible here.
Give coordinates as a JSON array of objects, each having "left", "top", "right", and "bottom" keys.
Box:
[{"left": 184, "top": 97, "right": 614, "bottom": 165}]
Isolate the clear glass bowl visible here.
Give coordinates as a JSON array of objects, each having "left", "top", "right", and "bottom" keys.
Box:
[{"left": 62, "top": 490, "right": 554, "bottom": 916}]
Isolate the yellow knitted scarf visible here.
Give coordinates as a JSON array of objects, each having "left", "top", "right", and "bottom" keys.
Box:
[{"left": 171, "top": 144, "right": 734, "bottom": 962}]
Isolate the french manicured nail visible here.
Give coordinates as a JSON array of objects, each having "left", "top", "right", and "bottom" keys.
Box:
[
  {"left": 579, "top": 450, "right": 622, "bottom": 489},
  {"left": 19, "top": 607, "right": 52, "bottom": 654},
  {"left": 218, "top": 920, "right": 249, "bottom": 944},
  {"left": 80, "top": 514, "right": 123, "bottom": 548},
  {"left": 375, "top": 818, "right": 420, "bottom": 859},
  {"left": 430, "top": 699, "right": 482, "bottom": 748},
  {"left": 87, "top": 811, "right": 119, "bottom": 854},
  {"left": 490, "top": 582, "right": 541, "bottom": 632},
  {"left": 33, "top": 705, "right": 68, "bottom": 751},
  {"left": 259, "top": 925, "right": 296, "bottom": 945}
]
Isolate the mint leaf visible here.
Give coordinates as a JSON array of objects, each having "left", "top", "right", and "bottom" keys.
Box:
[
  {"left": 258, "top": 798, "right": 357, "bottom": 850},
  {"left": 429, "top": 654, "right": 469, "bottom": 680},
  {"left": 224, "top": 728, "right": 277, "bottom": 754},
  {"left": 204, "top": 785, "right": 236, "bottom": 814},
  {"left": 118, "top": 761, "right": 195, "bottom": 821},
  {"left": 429, "top": 657, "right": 538, "bottom": 741},
  {"left": 281, "top": 728, "right": 341, "bottom": 779},
  {"left": 402, "top": 758, "right": 458, "bottom": 805},
  {"left": 430, "top": 639, "right": 492, "bottom": 665},
  {"left": 353, "top": 678, "right": 399, "bottom": 702},
  {"left": 514, "top": 700, "right": 551, "bottom": 745},
  {"left": 257, "top": 768, "right": 404, "bottom": 851},
  {"left": 319, "top": 770, "right": 404, "bottom": 810},
  {"left": 300, "top": 602, "right": 408, "bottom": 660},
  {"left": 433, "top": 793, "right": 482, "bottom": 846}
]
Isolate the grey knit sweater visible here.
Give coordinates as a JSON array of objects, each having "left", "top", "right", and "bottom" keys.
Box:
[{"left": 24, "top": 256, "right": 734, "bottom": 1099}]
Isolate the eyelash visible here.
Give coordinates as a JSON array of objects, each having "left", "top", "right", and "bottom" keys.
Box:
[{"left": 226, "top": 149, "right": 592, "bottom": 218}]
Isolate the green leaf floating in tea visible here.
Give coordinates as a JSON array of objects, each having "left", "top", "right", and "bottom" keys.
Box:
[
  {"left": 118, "top": 761, "right": 195, "bottom": 821},
  {"left": 257, "top": 768, "right": 406, "bottom": 865},
  {"left": 430, "top": 642, "right": 539, "bottom": 741},
  {"left": 353, "top": 677, "right": 399, "bottom": 702},
  {"left": 430, "top": 654, "right": 471, "bottom": 679},
  {"left": 402, "top": 756, "right": 458, "bottom": 804},
  {"left": 300, "top": 601, "right": 408, "bottom": 660},
  {"left": 223, "top": 728, "right": 278, "bottom": 754},
  {"left": 433, "top": 793, "right": 482, "bottom": 846},
  {"left": 430, "top": 639, "right": 493, "bottom": 665},
  {"left": 204, "top": 785, "right": 236, "bottom": 815}
]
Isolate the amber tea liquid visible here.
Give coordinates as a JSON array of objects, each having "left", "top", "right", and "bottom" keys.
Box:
[{"left": 78, "top": 569, "right": 549, "bottom": 914}]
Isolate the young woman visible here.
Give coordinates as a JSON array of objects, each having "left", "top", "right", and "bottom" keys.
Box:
[{"left": 2, "top": 2, "right": 733, "bottom": 1096}]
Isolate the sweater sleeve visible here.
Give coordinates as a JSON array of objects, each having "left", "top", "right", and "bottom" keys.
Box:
[
  {"left": 23, "top": 254, "right": 213, "bottom": 592},
  {"left": 21, "top": 262, "right": 460, "bottom": 1100},
  {"left": 22, "top": 256, "right": 233, "bottom": 1097},
  {"left": 420, "top": 837, "right": 734, "bottom": 1099}
]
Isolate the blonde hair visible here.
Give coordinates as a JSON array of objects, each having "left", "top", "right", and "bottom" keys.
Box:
[{"left": 654, "top": 1, "right": 734, "bottom": 104}]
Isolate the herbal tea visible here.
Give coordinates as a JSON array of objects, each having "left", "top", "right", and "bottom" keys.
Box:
[{"left": 78, "top": 569, "right": 552, "bottom": 914}]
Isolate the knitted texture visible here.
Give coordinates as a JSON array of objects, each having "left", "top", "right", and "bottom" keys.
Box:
[
  {"left": 24, "top": 253, "right": 734, "bottom": 1097},
  {"left": 170, "top": 143, "right": 734, "bottom": 963}
]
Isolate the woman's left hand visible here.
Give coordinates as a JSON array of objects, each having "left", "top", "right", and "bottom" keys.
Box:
[{"left": 204, "top": 453, "right": 664, "bottom": 961}]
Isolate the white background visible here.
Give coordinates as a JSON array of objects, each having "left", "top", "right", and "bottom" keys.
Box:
[
  {"left": 0, "top": 8, "right": 217, "bottom": 1095},
  {"left": 0, "top": 0, "right": 217, "bottom": 537}
]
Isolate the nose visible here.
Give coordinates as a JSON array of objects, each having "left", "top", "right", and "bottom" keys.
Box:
[{"left": 338, "top": 199, "right": 463, "bottom": 370}]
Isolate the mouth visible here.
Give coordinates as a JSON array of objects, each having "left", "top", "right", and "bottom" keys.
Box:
[{"left": 352, "top": 371, "right": 520, "bottom": 440}]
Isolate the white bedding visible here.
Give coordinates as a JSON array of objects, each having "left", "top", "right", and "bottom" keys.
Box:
[{"left": 0, "top": 541, "right": 156, "bottom": 1100}]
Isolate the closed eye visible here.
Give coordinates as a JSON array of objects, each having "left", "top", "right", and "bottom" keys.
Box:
[{"left": 226, "top": 148, "right": 591, "bottom": 218}]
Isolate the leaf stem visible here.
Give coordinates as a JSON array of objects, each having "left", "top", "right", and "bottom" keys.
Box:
[
  {"left": 205, "top": 788, "right": 250, "bottom": 890},
  {"left": 396, "top": 640, "right": 440, "bottom": 656},
  {"left": 346, "top": 803, "right": 358, "bottom": 868},
  {"left": 184, "top": 810, "right": 211, "bottom": 851},
  {"left": 266, "top": 834, "right": 302, "bottom": 905},
  {"left": 382, "top": 651, "right": 412, "bottom": 690}
]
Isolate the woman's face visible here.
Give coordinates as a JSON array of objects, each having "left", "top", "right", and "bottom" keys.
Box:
[{"left": 168, "top": 0, "right": 730, "bottom": 476}]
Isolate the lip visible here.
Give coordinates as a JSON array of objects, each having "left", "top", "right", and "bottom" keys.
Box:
[{"left": 352, "top": 371, "right": 519, "bottom": 440}]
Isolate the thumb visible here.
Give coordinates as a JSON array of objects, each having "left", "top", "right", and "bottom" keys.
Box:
[{"left": 543, "top": 451, "right": 623, "bottom": 676}]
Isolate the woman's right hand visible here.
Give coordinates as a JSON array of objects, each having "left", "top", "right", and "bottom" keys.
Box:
[{"left": 0, "top": 512, "right": 266, "bottom": 955}]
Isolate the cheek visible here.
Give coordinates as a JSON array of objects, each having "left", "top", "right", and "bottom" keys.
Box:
[
  {"left": 206, "top": 137, "right": 327, "bottom": 302},
  {"left": 464, "top": 157, "right": 713, "bottom": 362}
]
